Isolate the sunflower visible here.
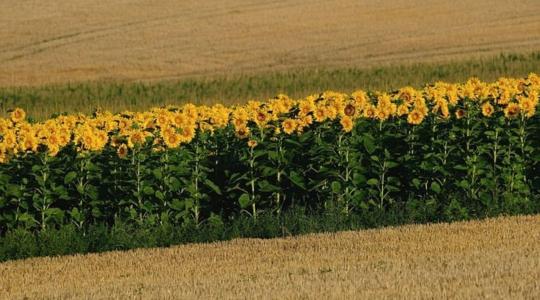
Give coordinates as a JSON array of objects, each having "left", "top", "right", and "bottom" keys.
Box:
[
  {"left": 117, "top": 143, "right": 129, "bottom": 158},
  {"left": 128, "top": 131, "right": 146, "bottom": 148},
  {"left": 314, "top": 107, "right": 327, "bottom": 122},
  {"left": 110, "top": 135, "right": 122, "bottom": 148},
  {"left": 375, "top": 107, "right": 390, "bottom": 121},
  {"left": 325, "top": 106, "right": 338, "bottom": 120},
  {"left": 156, "top": 113, "right": 171, "bottom": 128},
  {"left": 152, "top": 138, "right": 165, "bottom": 152},
  {"left": 10, "top": 108, "right": 26, "bottom": 123},
  {"left": 396, "top": 104, "right": 409, "bottom": 117},
  {"left": 183, "top": 104, "right": 198, "bottom": 121},
  {"left": 235, "top": 126, "right": 250, "bottom": 139},
  {"left": 163, "top": 132, "right": 181, "bottom": 148},
  {"left": 407, "top": 110, "right": 425, "bottom": 125},
  {"left": 343, "top": 104, "right": 356, "bottom": 117},
  {"left": 432, "top": 98, "right": 449, "bottom": 119},
  {"left": 455, "top": 109, "right": 466, "bottom": 120},
  {"left": 481, "top": 102, "right": 495, "bottom": 117},
  {"left": 180, "top": 126, "right": 196, "bottom": 143},
  {"left": 0, "top": 150, "right": 7, "bottom": 164},
  {"left": 363, "top": 105, "right": 377, "bottom": 119},
  {"left": 518, "top": 96, "right": 536, "bottom": 118},
  {"left": 80, "top": 133, "right": 95, "bottom": 150},
  {"left": 48, "top": 145, "right": 60, "bottom": 157},
  {"left": 117, "top": 118, "right": 132, "bottom": 131},
  {"left": 253, "top": 111, "right": 269, "bottom": 127},
  {"left": 46, "top": 133, "right": 60, "bottom": 148},
  {"left": 340, "top": 116, "right": 354, "bottom": 132},
  {"left": 58, "top": 130, "right": 71, "bottom": 147},
  {"left": 20, "top": 135, "right": 38, "bottom": 152},
  {"left": 247, "top": 140, "right": 258, "bottom": 148},
  {"left": 504, "top": 103, "right": 520, "bottom": 119},
  {"left": 282, "top": 119, "right": 297, "bottom": 135},
  {"left": 3, "top": 131, "right": 17, "bottom": 148},
  {"left": 299, "top": 115, "right": 313, "bottom": 127},
  {"left": 397, "top": 87, "right": 416, "bottom": 104},
  {"left": 298, "top": 99, "right": 315, "bottom": 116},
  {"left": 172, "top": 113, "right": 187, "bottom": 128},
  {"left": 233, "top": 117, "right": 247, "bottom": 129}
]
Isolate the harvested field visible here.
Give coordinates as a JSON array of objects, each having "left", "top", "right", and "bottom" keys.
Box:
[
  {"left": 1, "top": 215, "right": 539, "bottom": 299},
  {"left": 1, "top": 0, "right": 540, "bottom": 86}
]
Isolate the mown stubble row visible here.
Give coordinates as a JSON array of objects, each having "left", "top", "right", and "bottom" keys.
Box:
[{"left": 1, "top": 215, "right": 539, "bottom": 299}]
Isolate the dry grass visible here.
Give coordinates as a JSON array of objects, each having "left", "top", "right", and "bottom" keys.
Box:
[
  {"left": 1, "top": 0, "right": 540, "bottom": 87},
  {"left": 1, "top": 215, "right": 539, "bottom": 299}
]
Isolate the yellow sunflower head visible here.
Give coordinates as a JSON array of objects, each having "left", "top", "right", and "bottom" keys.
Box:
[
  {"left": 235, "top": 126, "right": 250, "bottom": 139},
  {"left": 481, "top": 102, "right": 495, "bottom": 117},
  {"left": 504, "top": 102, "right": 520, "bottom": 119},
  {"left": 407, "top": 110, "right": 425, "bottom": 125},
  {"left": 340, "top": 116, "right": 354, "bottom": 132},
  {"left": 455, "top": 109, "right": 466, "bottom": 120},
  {"left": 117, "top": 143, "right": 129, "bottom": 159},
  {"left": 10, "top": 108, "right": 26, "bottom": 123},
  {"left": 518, "top": 96, "right": 536, "bottom": 118},
  {"left": 282, "top": 119, "right": 297, "bottom": 135}
]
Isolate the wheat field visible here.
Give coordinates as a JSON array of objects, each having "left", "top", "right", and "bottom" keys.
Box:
[
  {"left": 1, "top": 215, "right": 538, "bottom": 299},
  {"left": 1, "top": 0, "right": 540, "bottom": 87}
]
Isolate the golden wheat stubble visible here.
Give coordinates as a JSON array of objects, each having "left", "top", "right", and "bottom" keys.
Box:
[
  {"left": 0, "top": 215, "right": 539, "bottom": 299},
  {"left": 1, "top": 0, "right": 540, "bottom": 86}
]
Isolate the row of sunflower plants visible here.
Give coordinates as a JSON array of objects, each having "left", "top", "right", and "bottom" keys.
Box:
[{"left": 0, "top": 74, "right": 539, "bottom": 233}]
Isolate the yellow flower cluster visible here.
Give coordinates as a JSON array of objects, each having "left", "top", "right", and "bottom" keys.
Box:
[{"left": 0, "top": 74, "right": 538, "bottom": 163}]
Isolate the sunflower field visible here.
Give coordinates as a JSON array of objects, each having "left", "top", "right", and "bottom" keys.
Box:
[{"left": 0, "top": 74, "right": 539, "bottom": 234}]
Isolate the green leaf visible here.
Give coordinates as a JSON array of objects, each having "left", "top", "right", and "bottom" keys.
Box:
[
  {"left": 267, "top": 151, "right": 279, "bottom": 161},
  {"left": 386, "top": 161, "right": 399, "bottom": 168},
  {"left": 168, "top": 177, "right": 181, "bottom": 191},
  {"left": 204, "top": 179, "right": 222, "bottom": 195},
  {"left": 69, "top": 208, "right": 83, "bottom": 222},
  {"left": 143, "top": 186, "right": 154, "bottom": 195},
  {"left": 76, "top": 184, "right": 85, "bottom": 195},
  {"left": 454, "top": 165, "right": 468, "bottom": 171},
  {"left": 170, "top": 199, "right": 184, "bottom": 211},
  {"left": 64, "top": 171, "right": 77, "bottom": 185},
  {"left": 430, "top": 182, "right": 441, "bottom": 194},
  {"left": 331, "top": 181, "right": 341, "bottom": 193},
  {"left": 238, "top": 193, "right": 251, "bottom": 209},
  {"left": 155, "top": 191, "right": 165, "bottom": 201},
  {"left": 184, "top": 198, "right": 194, "bottom": 209},
  {"left": 353, "top": 173, "right": 367, "bottom": 185},
  {"left": 6, "top": 184, "right": 22, "bottom": 198},
  {"left": 363, "top": 134, "right": 376, "bottom": 154},
  {"left": 152, "top": 169, "right": 163, "bottom": 180},
  {"left": 285, "top": 139, "right": 302, "bottom": 148},
  {"left": 412, "top": 178, "right": 421, "bottom": 189},
  {"left": 86, "top": 185, "right": 99, "bottom": 200},
  {"left": 479, "top": 192, "right": 492, "bottom": 206},
  {"left": 288, "top": 171, "right": 306, "bottom": 189},
  {"left": 18, "top": 213, "right": 37, "bottom": 225},
  {"left": 367, "top": 178, "right": 379, "bottom": 186},
  {"left": 45, "top": 208, "right": 65, "bottom": 221},
  {"left": 258, "top": 180, "right": 280, "bottom": 192}
]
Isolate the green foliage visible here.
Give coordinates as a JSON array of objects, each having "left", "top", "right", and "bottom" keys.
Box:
[
  {"left": 1, "top": 200, "right": 538, "bottom": 262},
  {"left": 0, "top": 99, "right": 539, "bottom": 236}
]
